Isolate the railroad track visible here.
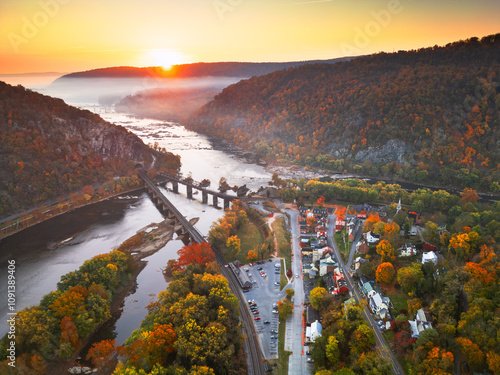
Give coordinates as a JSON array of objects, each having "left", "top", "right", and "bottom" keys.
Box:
[
  {"left": 138, "top": 169, "right": 265, "bottom": 374},
  {"left": 211, "top": 245, "right": 266, "bottom": 375}
]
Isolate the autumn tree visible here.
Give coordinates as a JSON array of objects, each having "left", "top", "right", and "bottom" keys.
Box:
[
  {"left": 86, "top": 339, "right": 118, "bottom": 370},
  {"left": 277, "top": 298, "right": 293, "bottom": 320},
  {"left": 247, "top": 250, "right": 258, "bottom": 262},
  {"left": 460, "top": 187, "right": 479, "bottom": 205},
  {"left": 376, "top": 262, "right": 396, "bottom": 285},
  {"left": 226, "top": 235, "right": 241, "bottom": 256},
  {"left": 364, "top": 214, "right": 381, "bottom": 232},
  {"left": 317, "top": 195, "right": 325, "bottom": 207},
  {"left": 376, "top": 240, "right": 396, "bottom": 263},
  {"left": 397, "top": 263, "right": 424, "bottom": 296},
  {"left": 310, "top": 287, "right": 328, "bottom": 311},
  {"left": 177, "top": 242, "right": 215, "bottom": 269}
]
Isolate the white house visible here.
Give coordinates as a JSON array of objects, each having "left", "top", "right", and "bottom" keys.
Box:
[
  {"left": 409, "top": 309, "right": 432, "bottom": 338},
  {"left": 369, "top": 293, "right": 391, "bottom": 319},
  {"left": 365, "top": 231, "right": 381, "bottom": 244},
  {"left": 311, "top": 320, "right": 322, "bottom": 341},
  {"left": 400, "top": 243, "right": 417, "bottom": 257},
  {"left": 422, "top": 251, "right": 438, "bottom": 265}
]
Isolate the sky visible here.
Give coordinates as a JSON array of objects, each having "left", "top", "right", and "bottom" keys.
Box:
[{"left": 0, "top": 0, "right": 499, "bottom": 74}]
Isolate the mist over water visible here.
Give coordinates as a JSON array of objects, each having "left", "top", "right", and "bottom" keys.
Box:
[{"left": 0, "top": 78, "right": 273, "bottom": 339}]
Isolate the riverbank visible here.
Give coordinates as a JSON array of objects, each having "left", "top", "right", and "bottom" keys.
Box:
[
  {"left": 46, "top": 218, "right": 179, "bottom": 374},
  {"left": 0, "top": 184, "right": 145, "bottom": 241}
]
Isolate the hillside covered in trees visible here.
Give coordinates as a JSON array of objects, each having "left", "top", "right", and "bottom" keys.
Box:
[
  {"left": 0, "top": 82, "right": 180, "bottom": 216},
  {"left": 189, "top": 34, "right": 500, "bottom": 192},
  {"left": 51, "top": 58, "right": 353, "bottom": 82}
]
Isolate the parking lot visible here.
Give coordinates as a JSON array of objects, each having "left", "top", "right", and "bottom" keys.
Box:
[{"left": 242, "top": 259, "right": 287, "bottom": 359}]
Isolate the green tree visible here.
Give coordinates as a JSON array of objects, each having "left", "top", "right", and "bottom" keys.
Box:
[
  {"left": 397, "top": 263, "right": 424, "bottom": 296},
  {"left": 325, "top": 335, "right": 340, "bottom": 364}
]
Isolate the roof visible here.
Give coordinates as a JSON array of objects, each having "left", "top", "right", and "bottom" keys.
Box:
[
  {"left": 422, "top": 251, "right": 438, "bottom": 264},
  {"left": 310, "top": 320, "right": 322, "bottom": 341}
]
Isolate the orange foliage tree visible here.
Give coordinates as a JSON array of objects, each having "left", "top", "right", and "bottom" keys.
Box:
[
  {"left": 86, "top": 339, "right": 118, "bottom": 369},
  {"left": 247, "top": 250, "right": 258, "bottom": 262},
  {"left": 177, "top": 242, "right": 215, "bottom": 269},
  {"left": 376, "top": 262, "right": 396, "bottom": 284},
  {"left": 364, "top": 213, "right": 381, "bottom": 232},
  {"left": 376, "top": 240, "right": 396, "bottom": 263}
]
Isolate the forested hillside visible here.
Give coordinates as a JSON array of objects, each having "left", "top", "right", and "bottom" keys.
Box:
[
  {"left": 51, "top": 58, "right": 353, "bottom": 82},
  {"left": 0, "top": 82, "right": 180, "bottom": 216},
  {"left": 189, "top": 34, "right": 500, "bottom": 192}
]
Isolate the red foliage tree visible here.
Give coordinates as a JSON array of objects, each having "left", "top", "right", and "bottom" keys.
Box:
[{"left": 177, "top": 242, "right": 215, "bottom": 269}]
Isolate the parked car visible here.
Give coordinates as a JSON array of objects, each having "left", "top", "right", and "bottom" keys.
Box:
[
  {"left": 271, "top": 329, "right": 278, "bottom": 334},
  {"left": 264, "top": 320, "right": 270, "bottom": 324},
  {"left": 254, "top": 317, "right": 261, "bottom": 321},
  {"left": 272, "top": 310, "right": 279, "bottom": 314},
  {"left": 307, "top": 358, "right": 314, "bottom": 363},
  {"left": 252, "top": 311, "right": 259, "bottom": 315}
]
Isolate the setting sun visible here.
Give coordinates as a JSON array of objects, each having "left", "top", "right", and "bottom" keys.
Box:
[{"left": 148, "top": 49, "right": 186, "bottom": 70}]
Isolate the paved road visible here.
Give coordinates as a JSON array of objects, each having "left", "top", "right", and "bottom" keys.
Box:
[
  {"left": 347, "top": 220, "right": 364, "bottom": 269},
  {"left": 327, "top": 214, "right": 405, "bottom": 375},
  {"left": 286, "top": 209, "right": 311, "bottom": 375}
]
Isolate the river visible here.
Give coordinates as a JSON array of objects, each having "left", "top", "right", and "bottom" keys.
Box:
[{"left": 0, "top": 97, "right": 273, "bottom": 342}]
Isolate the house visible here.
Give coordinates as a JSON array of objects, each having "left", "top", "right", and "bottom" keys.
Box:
[
  {"left": 319, "top": 256, "right": 338, "bottom": 276},
  {"left": 347, "top": 217, "right": 359, "bottom": 242},
  {"left": 300, "top": 225, "right": 309, "bottom": 234},
  {"left": 313, "top": 207, "right": 328, "bottom": 218},
  {"left": 400, "top": 243, "right": 417, "bottom": 257},
  {"left": 365, "top": 231, "right": 381, "bottom": 244},
  {"left": 356, "top": 239, "right": 370, "bottom": 254},
  {"left": 357, "top": 210, "right": 367, "bottom": 219},
  {"left": 335, "top": 216, "right": 346, "bottom": 231},
  {"left": 369, "top": 293, "right": 391, "bottom": 319},
  {"left": 409, "top": 309, "right": 432, "bottom": 338},
  {"left": 309, "top": 320, "right": 322, "bottom": 342},
  {"left": 408, "top": 211, "right": 421, "bottom": 225},
  {"left": 306, "top": 305, "right": 321, "bottom": 326},
  {"left": 358, "top": 275, "right": 371, "bottom": 292},
  {"left": 422, "top": 251, "right": 438, "bottom": 265}
]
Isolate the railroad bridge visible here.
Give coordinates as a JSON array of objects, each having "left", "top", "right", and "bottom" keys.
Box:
[
  {"left": 137, "top": 167, "right": 205, "bottom": 245},
  {"left": 136, "top": 165, "right": 266, "bottom": 374},
  {"left": 157, "top": 172, "right": 247, "bottom": 209}
]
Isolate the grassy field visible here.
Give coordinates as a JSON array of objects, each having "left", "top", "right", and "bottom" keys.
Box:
[
  {"left": 272, "top": 217, "right": 291, "bottom": 268},
  {"left": 234, "top": 220, "right": 265, "bottom": 264},
  {"left": 333, "top": 230, "right": 349, "bottom": 263}
]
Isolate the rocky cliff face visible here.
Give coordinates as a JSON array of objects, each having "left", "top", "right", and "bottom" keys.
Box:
[{"left": 0, "top": 81, "right": 160, "bottom": 214}]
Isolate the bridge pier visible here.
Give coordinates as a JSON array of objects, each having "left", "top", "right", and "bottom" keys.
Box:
[
  {"left": 202, "top": 191, "right": 208, "bottom": 204},
  {"left": 187, "top": 185, "right": 193, "bottom": 199},
  {"left": 213, "top": 195, "right": 219, "bottom": 208},
  {"left": 172, "top": 181, "right": 178, "bottom": 194},
  {"left": 224, "top": 199, "right": 230, "bottom": 210}
]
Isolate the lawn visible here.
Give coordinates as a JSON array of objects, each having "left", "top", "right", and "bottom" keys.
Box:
[
  {"left": 272, "top": 217, "right": 291, "bottom": 269},
  {"left": 234, "top": 220, "right": 265, "bottom": 264},
  {"left": 333, "top": 230, "right": 349, "bottom": 263}
]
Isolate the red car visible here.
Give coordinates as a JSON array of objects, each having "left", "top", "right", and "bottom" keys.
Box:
[
  {"left": 253, "top": 311, "right": 259, "bottom": 315},
  {"left": 254, "top": 317, "right": 261, "bottom": 321}
]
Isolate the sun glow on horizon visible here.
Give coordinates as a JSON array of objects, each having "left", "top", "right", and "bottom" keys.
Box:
[{"left": 147, "top": 49, "right": 187, "bottom": 70}]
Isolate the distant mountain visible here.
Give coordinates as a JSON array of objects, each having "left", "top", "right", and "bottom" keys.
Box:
[
  {"left": 51, "top": 58, "right": 354, "bottom": 82},
  {"left": 189, "top": 34, "right": 500, "bottom": 192},
  {"left": 0, "top": 81, "right": 180, "bottom": 215}
]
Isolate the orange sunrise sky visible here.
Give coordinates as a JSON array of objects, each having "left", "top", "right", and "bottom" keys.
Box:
[{"left": 0, "top": 0, "right": 499, "bottom": 74}]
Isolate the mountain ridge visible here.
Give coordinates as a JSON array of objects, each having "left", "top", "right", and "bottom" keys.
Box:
[{"left": 188, "top": 33, "right": 500, "bottom": 192}]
